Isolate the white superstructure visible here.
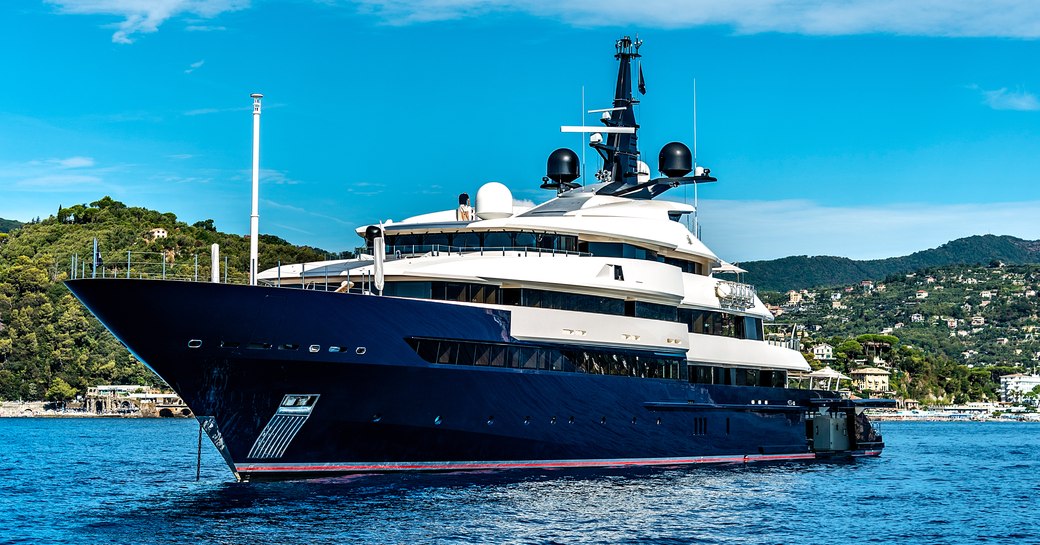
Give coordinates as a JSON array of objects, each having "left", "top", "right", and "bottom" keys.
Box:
[{"left": 258, "top": 180, "right": 810, "bottom": 380}]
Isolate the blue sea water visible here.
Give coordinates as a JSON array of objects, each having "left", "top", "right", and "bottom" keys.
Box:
[{"left": 0, "top": 419, "right": 1037, "bottom": 545}]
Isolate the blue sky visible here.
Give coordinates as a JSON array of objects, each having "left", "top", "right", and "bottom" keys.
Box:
[{"left": 2, "top": 1, "right": 1039, "bottom": 261}]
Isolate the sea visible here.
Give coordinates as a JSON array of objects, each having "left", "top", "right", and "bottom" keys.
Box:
[{"left": 0, "top": 419, "right": 1036, "bottom": 545}]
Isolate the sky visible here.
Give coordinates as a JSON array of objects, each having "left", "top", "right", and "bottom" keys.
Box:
[{"left": 2, "top": 1, "right": 1039, "bottom": 262}]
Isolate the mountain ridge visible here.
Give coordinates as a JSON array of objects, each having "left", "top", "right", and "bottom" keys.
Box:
[{"left": 742, "top": 235, "right": 1040, "bottom": 292}]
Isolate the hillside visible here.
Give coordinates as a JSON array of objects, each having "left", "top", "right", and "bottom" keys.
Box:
[
  {"left": 0, "top": 218, "right": 23, "bottom": 233},
  {"left": 743, "top": 235, "right": 1040, "bottom": 292},
  {"left": 0, "top": 197, "right": 352, "bottom": 402},
  {"left": 769, "top": 263, "right": 1040, "bottom": 402}
]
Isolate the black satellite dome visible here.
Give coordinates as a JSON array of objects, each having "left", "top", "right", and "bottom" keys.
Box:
[
  {"left": 364, "top": 225, "right": 383, "bottom": 242},
  {"left": 546, "top": 148, "right": 580, "bottom": 185},
  {"left": 659, "top": 142, "right": 692, "bottom": 178}
]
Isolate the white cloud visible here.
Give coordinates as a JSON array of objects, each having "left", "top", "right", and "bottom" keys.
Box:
[
  {"left": 689, "top": 199, "right": 1040, "bottom": 261},
  {"left": 352, "top": 0, "right": 1040, "bottom": 38},
  {"left": 51, "top": 156, "right": 96, "bottom": 168},
  {"left": 980, "top": 87, "right": 1040, "bottom": 111},
  {"left": 184, "top": 59, "right": 205, "bottom": 74},
  {"left": 263, "top": 199, "right": 353, "bottom": 226},
  {"left": 261, "top": 169, "right": 302, "bottom": 185},
  {"left": 47, "top": 0, "right": 248, "bottom": 43}
]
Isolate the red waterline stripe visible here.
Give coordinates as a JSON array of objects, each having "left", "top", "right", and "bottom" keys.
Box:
[{"left": 237, "top": 453, "right": 818, "bottom": 473}]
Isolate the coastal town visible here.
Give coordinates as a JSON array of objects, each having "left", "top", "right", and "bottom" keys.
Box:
[{"left": 763, "top": 262, "right": 1040, "bottom": 420}]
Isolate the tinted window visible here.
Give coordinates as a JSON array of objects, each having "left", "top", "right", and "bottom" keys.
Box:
[
  {"left": 453, "top": 232, "right": 480, "bottom": 248},
  {"left": 514, "top": 232, "right": 536, "bottom": 247},
  {"left": 484, "top": 232, "right": 513, "bottom": 247}
]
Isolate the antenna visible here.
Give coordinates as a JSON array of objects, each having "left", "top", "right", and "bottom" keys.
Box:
[
  {"left": 581, "top": 85, "right": 586, "bottom": 186},
  {"left": 692, "top": 79, "right": 699, "bottom": 238},
  {"left": 249, "top": 92, "right": 263, "bottom": 286}
]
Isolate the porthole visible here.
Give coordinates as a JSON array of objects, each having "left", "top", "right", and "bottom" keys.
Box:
[
  {"left": 219, "top": 341, "right": 240, "bottom": 349},
  {"left": 329, "top": 346, "right": 343, "bottom": 353},
  {"left": 550, "top": 416, "right": 557, "bottom": 424},
  {"left": 487, "top": 416, "right": 495, "bottom": 426},
  {"left": 187, "top": 339, "right": 202, "bottom": 349},
  {"left": 434, "top": 416, "right": 442, "bottom": 425},
  {"left": 656, "top": 417, "right": 662, "bottom": 425},
  {"left": 278, "top": 343, "right": 299, "bottom": 351},
  {"left": 356, "top": 347, "right": 367, "bottom": 355},
  {"left": 631, "top": 417, "right": 638, "bottom": 425},
  {"left": 523, "top": 416, "right": 531, "bottom": 425},
  {"left": 568, "top": 416, "right": 575, "bottom": 424},
  {"left": 309, "top": 345, "right": 320, "bottom": 353},
  {"left": 372, "top": 414, "right": 382, "bottom": 423},
  {"left": 600, "top": 417, "right": 607, "bottom": 425}
]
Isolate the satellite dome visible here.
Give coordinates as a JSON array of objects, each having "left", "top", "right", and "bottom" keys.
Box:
[
  {"left": 659, "top": 142, "right": 692, "bottom": 177},
  {"left": 546, "top": 148, "right": 580, "bottom": 184},
  {"left": 475, "top": 182, "right": 514, "bottom": 220}
]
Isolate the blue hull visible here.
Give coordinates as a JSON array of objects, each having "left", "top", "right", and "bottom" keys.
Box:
[{"left": 66, "top": 279, "right": 883, "bottom": 480}]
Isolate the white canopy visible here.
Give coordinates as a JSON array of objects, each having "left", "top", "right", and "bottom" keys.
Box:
[
  {"left": 712, "top": 261, "right": 747, "bottom": 274},
  {"left": 807, "top": 366, "right": 850, "bottom": 390},
  {"left": 808, "top": 366, "right": 850, "bottom": 380}
]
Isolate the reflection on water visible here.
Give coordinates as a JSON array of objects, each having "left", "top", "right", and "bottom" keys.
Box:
[{"left": 1, "top": 419, "right": 1037, "bottom": 545}]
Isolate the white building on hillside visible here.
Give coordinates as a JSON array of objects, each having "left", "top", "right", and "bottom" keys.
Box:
[
  {"left": 1000, "top": 374, "right": 1040, "bottom": 404},
  {"left": 813, "top": 343, "right": 834, "bottom": 361}
]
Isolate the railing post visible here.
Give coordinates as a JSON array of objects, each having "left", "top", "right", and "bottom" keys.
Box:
[
  {"left": 211, "top": 244, "right": 220, "bottom": 283},
  {"left": 162, "top": 254, "right": 166, "bottom": 279},
  {"left": 194, "top": 254, "right": 199, "bottom": 282},
  {"left": 127, "top": 251, "right": 131, "bottom": 279},
  {"left": 224, "top": 256, "right": 228, "bottom": 284},
  {"left": 277, "top": 260, "right": 281, "bottom": 287}
]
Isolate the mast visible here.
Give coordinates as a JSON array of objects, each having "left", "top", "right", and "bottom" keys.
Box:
[
  {"left": 596, "top": 36, "right": 642, "bottom": 194},
  {"left": 249, "top": 93, "right": 262, "bottom": 286}
]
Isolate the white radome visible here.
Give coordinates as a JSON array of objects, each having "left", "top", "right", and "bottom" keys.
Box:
[{"left": 475, "top": 181, "right": 514, "bottom": 220}]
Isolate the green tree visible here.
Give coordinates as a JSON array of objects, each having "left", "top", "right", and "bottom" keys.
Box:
[{"left": 44, "top": 377, "right": 77, "bottom": 401}]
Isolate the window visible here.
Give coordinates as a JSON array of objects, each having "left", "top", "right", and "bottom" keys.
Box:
[
  {"left": 689, "top": 364, "right": 787, "bottom": 388},
  {"left": 484, "top": 232, "right": 514, "bottom": 248},
  {"left": 514, "top": 232, "right": 537, "bottom": 248},
  {"left": 453, "top": 232, "right": 480, "bottom": 248},
  {"left": 679, "top": 309, "right": 763, "bottom": 341},
  {"left": 406, "top": 337, "right": 685, "bottom": 381}
]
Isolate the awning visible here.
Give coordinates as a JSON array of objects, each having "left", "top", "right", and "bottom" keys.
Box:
[{"left": 712, "top": 261, "right": 747, "bottom": 274}]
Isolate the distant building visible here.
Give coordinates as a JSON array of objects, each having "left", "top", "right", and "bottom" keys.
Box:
[
  {"left": 911, "top": 313, "right": 924, "bottom": 323},
  {"left": 946, "top": 318, "right": 958, "bottom": 328},
  {"left": 1000, "top": 374, "right": 1040, "bottom": 404},
  {"left": 85, "top": 384, "right": 189, "bottom": 416},
  {"left": 851, "top": 367, "right": 891, "bottom": 393},
  {"left": 786, "top": 291, "right": 802, "bottom": 305},
  {"left": 813, "top": 343, "right": 835, "bottom": 361},
  {"left": 971, "top": 316, "right": 985, "bottom": 326},
  {"left": 915, "top": 290, "right": 929, "bottom": 299},
  {"left": 148, "top": 227, "right": 168, "bottom": 239}
]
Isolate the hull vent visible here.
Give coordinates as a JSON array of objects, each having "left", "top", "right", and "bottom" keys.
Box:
[{"left": 247, "top": 394, "right": 319, "bottom": 459}]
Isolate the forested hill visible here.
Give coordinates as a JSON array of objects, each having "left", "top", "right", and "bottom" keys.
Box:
[
  {"left": 0, "top": 197, "right": 351, "bottom": 402},
  {"left": 0, "top": 218, "right": 23, "bottom": 233},
  {"left": 742, "top": 235, "right": 1040, "bottom": 292}
]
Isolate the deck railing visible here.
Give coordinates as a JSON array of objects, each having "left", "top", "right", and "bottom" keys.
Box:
[
  {"left": 60, "top": 250, "right": 247, "bottom": 284},
  {"left": 360, "top": 244, "right": 591, "bottom": 259}
]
